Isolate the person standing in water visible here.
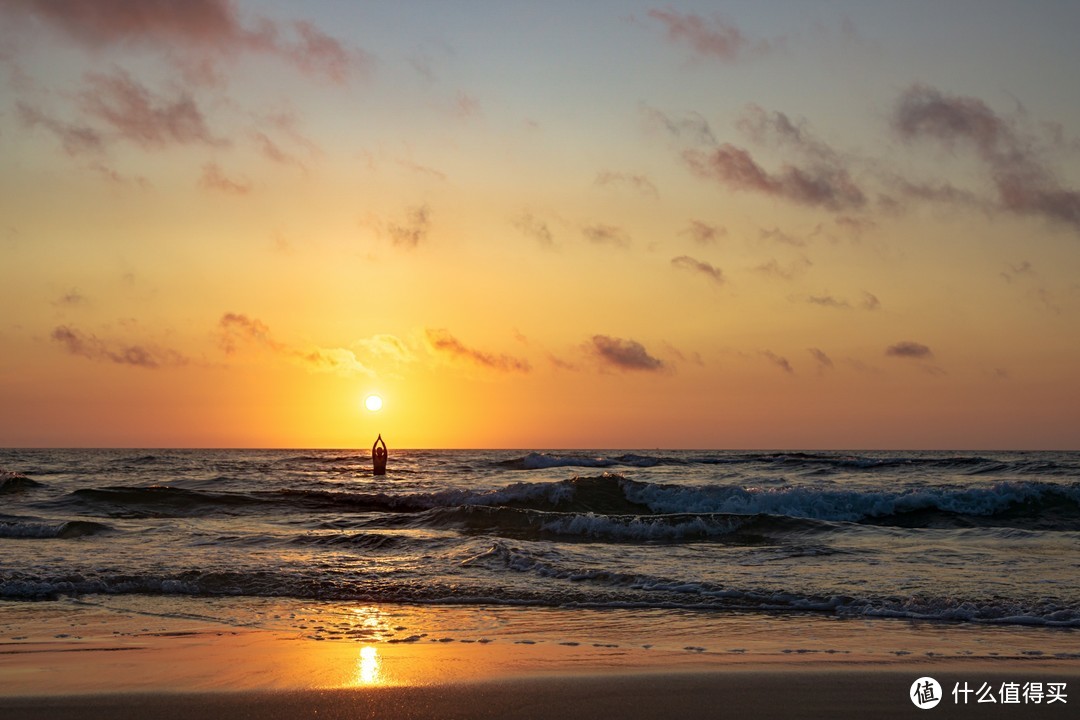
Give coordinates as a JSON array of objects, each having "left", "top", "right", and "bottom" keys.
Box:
[{"left": 372, "top": 434, "right": 387, "bottom": 476}]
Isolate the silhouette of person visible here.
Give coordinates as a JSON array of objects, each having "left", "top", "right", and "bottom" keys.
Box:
[{"left": 372, "top": 434, "right": 387, "bottom": 476}]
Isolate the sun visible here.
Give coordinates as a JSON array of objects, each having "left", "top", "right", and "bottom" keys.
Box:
[{"left": 364, "top": 394, "right": 383, "bottom": 412}]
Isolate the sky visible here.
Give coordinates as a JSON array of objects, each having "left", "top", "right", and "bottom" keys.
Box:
[{"left": 1, "top": 1, "right": 1079, "bottom": 449}]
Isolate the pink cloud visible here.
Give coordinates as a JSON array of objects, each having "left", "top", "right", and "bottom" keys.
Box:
[
  {"left": 893, "top": 84, "right": 1080, "bottom": 232},
  {"left": 3, "top": 0, "right": 372, "bottom": 83},
  {"left": 684, "top": 143, "right": 866, "bottom": 211},
  {"left": 199, "top": 162, "right": 250, "bottom": 195},
  {"left": 80, "top": 70, "right": 223, "bottom": 149},
  {"left": 16, "top": 102, "right": 105, "bottom": 155},
  {"left": 648, "top": 9, "right": 769, "bottom": 62}
]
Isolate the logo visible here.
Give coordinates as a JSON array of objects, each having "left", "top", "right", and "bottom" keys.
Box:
[{"left": 911, "top": 677, "right": 943, "bottom": 709}]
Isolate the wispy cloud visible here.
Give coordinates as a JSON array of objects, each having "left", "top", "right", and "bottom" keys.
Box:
[
  {"left": 80, "top": 69, "right": 224, "bottom": 149},
  {"left": 681, "top": 220, "right": 725, "bottom": 245},
  {"left": 426, "top": 329, "right": 531, "bottom": 373},
  {"left": 806, "top": 294, "right": 850, "bottom": 309},
  {"left": 51, "top": 325, "right": 188, "bottom": 369},
  {"left": 683, "top": 143, "right": 866, "bottom": 211},
  {"left": 808, "top": 347, "right": 833, "bottom": 370},
  {"left": 752, "top": 256, "right": 812, "bottom": 281},
  {"left": 453, "top": 91, "right": 481, "bottom": 119},
  {"left": 590, "top": 335, "right": 665, "bottom": 372},
  {"left": 2, "top": 0, "right": 372, "bottom": 84},
  {"left": 802, "top": 290, "right": 879, "bottom": 311},
  {"left": 388, "top": 205, "right": 431, "bottom": 248},
  {"left": 583, "top": 224, "right": 631, "bottom": 248},
  {"left": 885, "top": 341, "right": 933, "bottom": 359},
  {"left": 640, "top": 103, "right": 716, "bottom": 147},
  {"left": 892, "top": 83, "right": 1080, "bottom": 232},
  {"left": 54, "top": 290, "right": 87, "bottom": 307},
  {"left": 514, "top": 213, "right": 555, "bottom": 248},
  {"left": 648, "top": 9, "right": 773, "bottom": 62},
  {"left": 761, "top": 350, "right": 794, "bottom": 375},
  {"left": 760, "top": 227, "right": 807, "bottom": 248},
  {"left": 218, "top": 313, "right": 375, "bottom": 376},
  {"left": 1000, "top": 261, "right": 1034, "bottom": 284},
  {"left": 671, "top": 255, "right": 724, "bottom": 284},
  {"left": 199, "top": 162, "right": 250, "bottom": 195},
  {"left": 595, "top": 171, "right": 659, "bottom": 198},
  {"left": 16, "top": 102, "right": 105, "bottom": 155}
]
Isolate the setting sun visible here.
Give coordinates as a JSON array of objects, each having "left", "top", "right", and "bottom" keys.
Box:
[{"left": 364, "top": 395, "right": 383, "bottom": 412}]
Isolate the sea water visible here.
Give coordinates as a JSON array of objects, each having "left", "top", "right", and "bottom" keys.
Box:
[{"left": 1, "top": 449, "right": 1078, "bottom": 649}]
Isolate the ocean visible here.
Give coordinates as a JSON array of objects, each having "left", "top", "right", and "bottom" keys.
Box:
[{"left": 2, "top": 449, "right": 1079, "bottom": 659}]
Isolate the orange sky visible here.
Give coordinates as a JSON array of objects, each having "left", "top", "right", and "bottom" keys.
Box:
[{"left": 2, "top": 2, "right": 1079, "bottom": 449}]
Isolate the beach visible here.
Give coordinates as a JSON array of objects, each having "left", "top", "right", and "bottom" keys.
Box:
[{"left": 2, "top": 596, "right": 1078, "bottom": 718}]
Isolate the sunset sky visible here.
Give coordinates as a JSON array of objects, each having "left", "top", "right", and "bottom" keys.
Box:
[{"left": 2, "top": 1, "right": 1078, "bottom": 449}]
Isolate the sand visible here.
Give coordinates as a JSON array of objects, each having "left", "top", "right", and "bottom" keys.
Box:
[{"left": 2, "top": 599, "right": 1077, "bottom": 718}]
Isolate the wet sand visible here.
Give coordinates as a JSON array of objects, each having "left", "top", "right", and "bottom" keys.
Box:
[
  {"left": 2, "top": 599, "right": 1077, "bottom": 718},
  {"left": 3, "top": 668, "right": 1079, "bottom": 720}
]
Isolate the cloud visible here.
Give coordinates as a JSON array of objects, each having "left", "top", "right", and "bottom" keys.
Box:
[
  {"left": 454, "top": 91, "right": 481, "bottom": 119},
  {"left": 590, "top": 335, "right": 665, "bottom": 372},
  {"left": 287, "top": 20, "right": 359, "bottom": 84},
  {"left": 761, "top": 350, "right": 794, "bottom": 375},
  {"left": 683, "top": 143, "right": 866, "bottom": 211},
  {"left": 885, "top": 341, "right": 933, "bottom": 359},
  {"left": 648, "top": 9, "right": 771, "bottom": 62},
  {"left": 671, "top": 255, "right": 724, "bottom": 284},
  {"left": 252, "top": 130, "right": 301, "bottom": 168},
  {"left": 861, "top": 291, "right": 881, "bottom": 311},
  {"left": 760, "top": 227, "right": 807, "bottom": 248},
  {"left": 1001, "top": 261, "right": 1034, "bottom": 283},
  {"left": 752, "top": 256, "right": 812, "bottom": 281},
  {"left": 640, "top": 103, "right": 716, "bottom": 147},
  {"left": 218, "top": 313, "right": 283, "bottom": 354},
  {"left": 51, "top": 325, "right": 188, "bottom": 369},
  {"left": 354, "top": 334, "right": 415, "bottom": 365},
  {"left": 595, "top": 171, "right": 659, "bottom": 198},
  {"left": 217, "top": 312, "right": 376, "bottom": 376},
  {"left": 808, "top": 347, "right": 833, "bottom": 370},
  {"left": 54, "top": 290, "right": 87, "bottom": 307},
  {"left": 16, "top": 102, "right": 105, "bottom": 155},
  {"left": 583, "top": 224, "right": 631, "bottom": 248},
  {"left": 892, "top": 83, "right": 1080, "bottom": 232},
  {"left": 388, "top": 205, "right": 431, "bottom": 248},
  {"left": 513, "top": 213, "right": 555, "bottom": 248},
  {"left": 806, "top": 294, "right": 850, "bottom": 309},
  {"left": 425, "top": 329, "right": 531, "bottom": 373},
  {"left": 2, "top": 0, "right": 372, "bottom": 84},
  {"left": 737, "top": 104, "right": 841, "bottom": 166},
  {"left": 199, "top": 162, "right": 250, "bottom": 195},
  {"left": 80, "top": 69, "right": 223, "bottom": 149},
  {"left": 834, "top": 215, "right": 878, "bottom": 236},
  {"left": 681, "top": 220, "right": 725, "bottom": 245}
]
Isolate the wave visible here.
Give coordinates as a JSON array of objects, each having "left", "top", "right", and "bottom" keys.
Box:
[
  {"left": 3, "top": 551, "right": 1076, "bottom": 628},
  {"left": 0, "top": 471, "right": 43, "bottom": 494},
  {"left": 623, "top": 477, "right": 1080, "bottom": 529},
  {"left": 496, "top": 451, "right": 1080, "bottom": 477},
  {"left": 48, "top": 474, "right": 1080, "bottom": 530},
  {"left": 0, "top": 519, "right": 113, "bottom": 539},
  {"left": 403, "top": 505, "right": 829, "bottom": 543}
]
